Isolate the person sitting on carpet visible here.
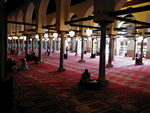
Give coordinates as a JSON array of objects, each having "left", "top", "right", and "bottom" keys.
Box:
[
  {"left": 45, "top": 49, "right": 50, "bottom": 56},
  {"left": 80, "top": 69, "right": 91, "bottom": 83},
  {"left": 7, "top": 58, "right": 17, "bottom": 73},
  {"left": 21, "top": 58, "right": 29, "bottom": 71},
  {"left": 31, "top": 51, "right": 36, "bottom": 59},
  {"left": 136, "top": 53, "right": 140, "bottom": 65}
]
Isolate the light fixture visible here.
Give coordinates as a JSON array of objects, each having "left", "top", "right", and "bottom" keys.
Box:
[
  {"left": 42, "top": 38, "right": 45, "bottom": 41},
  {"left": 44, "top": 33, "right": 48, "bottom": 38},
  {"left": 86, "top": 28, "right": 93, "bottom": 37},
  {"left": 88, "top": 37, "right": 92, "bottom": 41},
  {"left": 53, "top": 33, "right": 58, "bottom": 39},
  {"left": 138, "top": 36, "right": 143, "bottom": 42},
  {"left": 76, "top": 38, "right": 78, "bottom": 41},
  {"left": 119, "top": 36, "right": 124, "bottom": 41},
  {"left": 19, "top": 36, "right": 23, "bottom": 40},
  {"left": 30, "top": 39, "right": 32, "bottom": 41},
  {"left": 84, "top": 38, "right": 87, "bottom": 41},
  {"left": 24, "top": 36, "right": 27, "bottom": 41},
  {"left": 58, "top": 38, "right": 61, "bottom": 41},
  {"left": 46, "top": 38, "right": 49, "bottom": 41},
  {"left": 67, "top": 38, "right": 71, "bottom": 42},
  {"left": 35, "top": 34, "right": 39, "bottom": 39},
  {"left": 69, "top": 30, "right": 75, "bottom": 37},
  {"left": 8, "top": 37, "right": 12, "bottom": 40},
  {"left": 128, "top": 40, "right": 131, "bottom": 43},
  {"left": 13, "top": 36, "right": 18, "bottom": 40}
]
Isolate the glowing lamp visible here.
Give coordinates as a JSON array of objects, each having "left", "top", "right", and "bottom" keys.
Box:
[
  {"left": 53, "top": 33, "right": 58, "bottom": 38},
  {"left": 138, "top": 36, "right": 143, "bottom": 42},
  {"left": 8, "top": 37, "right": 12, "bottom": 40},
  {"left": 13, "top": 36, "right": 18, "bottom": 40},
  {"left": 69, "top": 31, "right": 75, "bottom": 37},
  {"left": 44, "top": 33, "right": 48, "bottom": 38},
  {"left": 35, "top": 34, "right": 39, "bottom": 39},
  {"left": 24, "top": 36, "right": 27, "bottom": 41},
  {"left": 86, "top": 28, "right": 93, "bottom": 37}
]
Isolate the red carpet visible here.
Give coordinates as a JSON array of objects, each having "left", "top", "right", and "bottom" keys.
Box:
[{"left": 9, "top": 51, "right": 150, "bottom": 113}]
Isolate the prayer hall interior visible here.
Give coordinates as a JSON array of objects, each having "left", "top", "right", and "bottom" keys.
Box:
[{"left": 0, "top": 0, "right": 150, "bottom": 112}]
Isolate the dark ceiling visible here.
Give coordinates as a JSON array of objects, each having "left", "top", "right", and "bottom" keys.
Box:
[
  {"left": 3, "top": 0, "right": 87, "bottom": 15},
  {"left": 3, "top": 0, "right": 26, "bottom": 14},
  {"left": 3, "top": 0, "right": 150, "bottom": 16}
]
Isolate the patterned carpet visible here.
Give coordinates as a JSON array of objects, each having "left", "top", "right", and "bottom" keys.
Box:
[{"left": 10, "top": 51, "right": 150, "bottom": 113}]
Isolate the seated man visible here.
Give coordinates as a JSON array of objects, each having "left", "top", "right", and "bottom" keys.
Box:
[
  {"left": 7, "top": 58, "right": 17, "bottom": 73},
  {"left": 80, "top": 69, "right": 91, "bottom": 83},
  {"left": 21, "top": 58, "right": 29, "bottom": 71},
  {"left": 136, "top": 54, "right": 140, "bottom": 65}
]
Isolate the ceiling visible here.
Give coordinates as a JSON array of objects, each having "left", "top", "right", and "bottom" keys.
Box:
[{"left": 2, "top": 0, "right": 150, "bottom": 15}]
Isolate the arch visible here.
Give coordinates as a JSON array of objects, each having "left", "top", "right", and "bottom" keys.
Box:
[
  {"left": 8, "top": 16, "right": 16, "bottom": 35},
  {"left": 16, "top": 10, "right": 24, "bottom": 35},
  {"left": 25, "top": 2, "right": 35, "bottom": 23},
  {"left": 24, "top": 2, "right": 35, "bottom": 33},
  {"left": 37, "top": 0, "right": 50, "bottom": 33},
  {"left": 50, "top": 18, "right": 56, "bottom": 25},
  {"left": 115, "top": 0, "right": 127, "bottom": 11},
  {"left": 84, "top": 5, "right": 93, "bottom": 17},
  {"left": 146, "top": 14, "right": 150, "bottom": 32}
]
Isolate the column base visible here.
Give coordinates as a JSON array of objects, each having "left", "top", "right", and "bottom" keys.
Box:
[
  {"left": 58, "top": 67, "right": 66, "bottom": 72},
  {"left": 0, "top": 76, "right": 13, "bottom": 110},
  {"left": 90, "top": 53, "right": 96, "bottom": 58},
  {"left": 35, "top": 59, "right": 44, "bottom": 64},
  {"left": 16, "top": 54, "right": 20, "bottom": 56},
  {"left": 79, "top": 59, "right": 85, "bottom": 63},
  {"left": 106, "top": 63, "right": 113, "bottom": 68},
  {"left": 97, "top": 78, "right": 109, "bottom": 87},
  {"left": 136, "top": 62, "right": 143, "bottom": 65}
]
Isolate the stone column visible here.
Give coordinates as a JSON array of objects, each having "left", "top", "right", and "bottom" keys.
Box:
[
  {"left": 22, "top": 39, "right": 24, "bottom": 52},
  {"left": 25, "top": 35, "right": 29, "bottom": 54},
  {"left": 98, "top": 21, "right": 109, "bottom": 86},
  {"left": 139, "top": 39, "right": 144, "bottom": 65},
  {"left": 57, "top": 39, "right": 59, "bottom": 51},
  {"left": 11, "top": 38, "right": 13, "bottom": 50},
  {"left": 112, "top": 38, "right": 115, "bottom": 61},
  {"left": 53, "top": 40, "right": 56, "bottom": 53},
  {"left": 106, "top": 35, "right": 113, "bottom": 68},
  {"left": 38, "top": 34, "right": 43, "bottom": 63},
  {"left": 75, "top": 39, "right": 78, "bottom": 56},
  {"left": 0, "top": 11, "right": 8, "bottom": 81},
  {"left": 35, "top": 39, "right": 37, "bottom": 50},
  {"left": 58, "top": 31, "right": 66, "bottom": 72},
  {"left": 70, "top": 37, "right": 74, "bottom": 52},
  {"left": 17, "top": 36, "right": 20, "bottom": 56},
  {"left": 132, "top": 39, "right": 137, "bottom": 60},
  {"left": 49, "top": 38, "right": 52, "bottom": 56},
  {"left": 14, "top": 38, "right": 16, "bottom": 50},
  {"left": 0, "top": 8, "right": 13, "bottom": 109},
  {"left": 90, "top": 37, "right": 94, "bottom": 58},
  {"left": 7, "top": 39, "right": 9, "bottom": 51},
  {"left": 146, "top": 38, "right": 150, "bottom": 59},
  {"left": 32, "top": 38, "right": 34, "bottom": 52},
  {"left": 79, "top": 36, "right": 85, "bottom": 62}
]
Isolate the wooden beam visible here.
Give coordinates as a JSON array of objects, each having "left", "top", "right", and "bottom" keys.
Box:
[
  {"left": 65, "top": 16, "right": 93, "bottom": 24},
  {"left": 115, "top": 26, "right": 150, "bottom": 31},
  {"left": 42, "top": 24, "right": 56, "bottom": 28},
  {"left": 110, "top": 5, "right": 150, "bottom": 16},
  {"left": 123, "top": 0, "right": 149, "bottom": 7},
  {"left": 114, "top": 17, "right": 150, "bottom": 26},
  {"left": 70, "top": 24, "right": 100, "bottom": 29},
  {"left": 7, "top": 21, "right": 37, "bottom": 26}
]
